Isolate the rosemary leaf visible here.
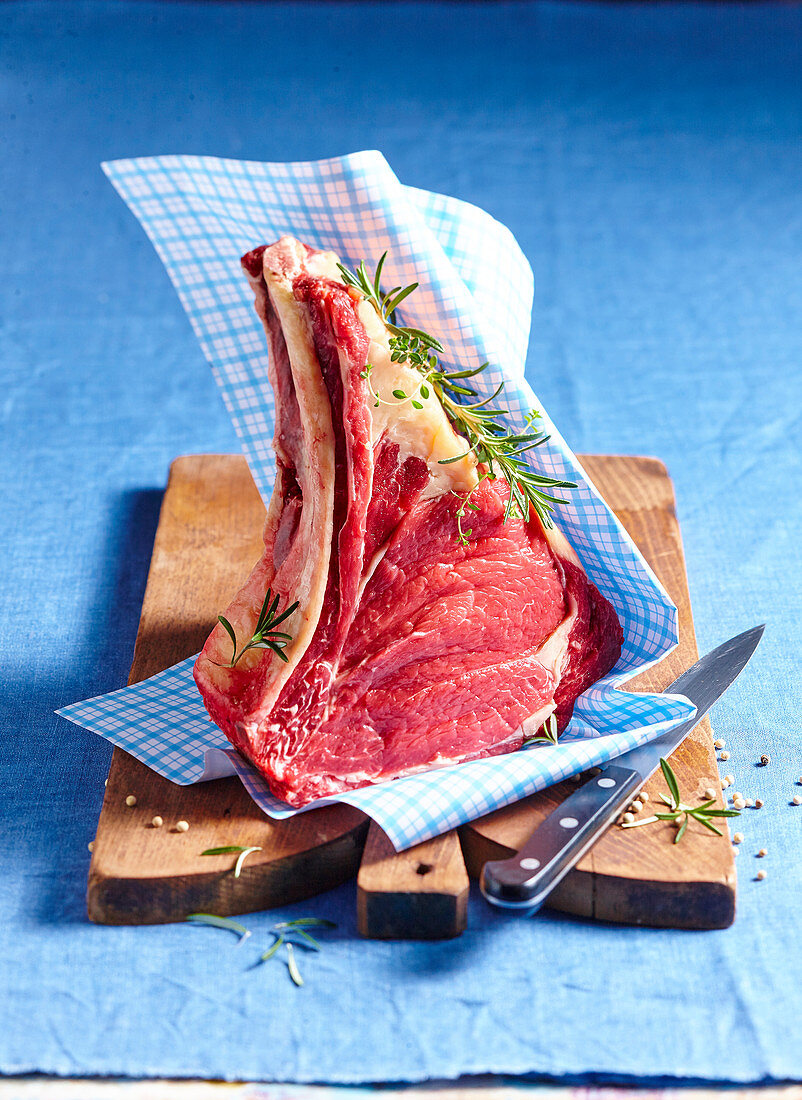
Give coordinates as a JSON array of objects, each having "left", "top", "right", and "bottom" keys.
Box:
[
  {"left": 660, "top": 757, "right": 681, "bottom": 810},
  {"left": 233, "top": 846, "right": 263, "bottom": 878},
  {"left": 217, "top": 616, "right": 238, "bottom": 654},
  {"left": 693, "top": 799, "right": 717, "bottom": 812},
  {"left": 384, "top": 283, "right": 418, "bottom": 313},
  {"left": 286, "top": 942, "right": 304, "bottom": 987},
  {"left": 292, "top": 928, "right": 322, "bottom": 951},
  {"left": 373, "top": 251, "right": 387, "bottom": 295},
  {"left": 260, "top": 935, "right": 284, "bottom": 962},
  {"left": 201, "top": 845, "right": 250, "bottom": 856},
  {"left": 620, "top": 815, "right": 659, "bottom": 828},
  {"left": 186, "top": 913, "right": 251, "bottom": 943}
]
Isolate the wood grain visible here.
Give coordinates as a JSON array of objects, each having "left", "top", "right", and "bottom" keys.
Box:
[
  {"left": 88, "top": 456, "right": 368, "bottom": 925},
  {"left": 89, "top": 453, "right": 734, "bottom": 932},
  {"left": 459, "top": 455, "right": 736, "bottom": 929},
  {"left": 357, "top": 823, "right": 469, "bottom": 939}
]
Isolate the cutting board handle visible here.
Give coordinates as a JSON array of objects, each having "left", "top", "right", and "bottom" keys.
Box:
[{"left": 356, "top": 822, "right": 469, "bottom": 939}]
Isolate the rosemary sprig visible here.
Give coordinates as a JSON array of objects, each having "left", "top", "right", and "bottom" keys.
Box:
[
  {"left": 186, "top": 912, "right": 251, "bottom": 944},
  {"left": 339, "top": 254, "right": 576, "bottom": 533},
  {"left": 337, "top": 255, "right": 441, "bottom": 352},
  {"left": 259, "top": 918, "right": 337, "bottom": 986},
  {"left": 621, "top": 757, "right": 741, "bottom": 844},
  {"left": 184, "top": 913, "right": 336, "bottom": 985},
  {"left": 217, "top": 587, "right": 299, "bottom": 669},
  {"left": 523, "top": 713, "right": 560, "bottom": 748}
]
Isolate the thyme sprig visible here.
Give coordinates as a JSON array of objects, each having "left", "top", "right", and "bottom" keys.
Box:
[
  {"left": 621, "top": 757, "right": 741, "bottom": 844},
  {"left": 338, "top": 254, "right": 576, "bottom": 534},
  {"left": 217, "top": 587, "right": 299, "bottom": 669},
  {"left": 454, "top": 480, "right": 482, "bottom": 545},
  {"left": 360, "top": 361, "right": 427, "bottom": 411}
]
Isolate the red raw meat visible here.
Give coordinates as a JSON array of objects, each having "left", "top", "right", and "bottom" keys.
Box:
[{"left": 194, "top": 237, "right": 623, "bottom": 806}]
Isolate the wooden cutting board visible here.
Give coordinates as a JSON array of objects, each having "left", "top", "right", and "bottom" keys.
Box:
[{"left": 87, "top": 454, "right": 735, "bottom": 932}]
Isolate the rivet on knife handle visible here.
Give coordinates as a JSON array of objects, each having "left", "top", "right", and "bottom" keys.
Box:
[{"left": 480, "top": 765, "right": 643, "bottom": 912}]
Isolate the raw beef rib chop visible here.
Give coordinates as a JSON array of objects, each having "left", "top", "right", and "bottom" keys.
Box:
[{"left": 194, "top": 237, "right": 622, "bottom": 807}]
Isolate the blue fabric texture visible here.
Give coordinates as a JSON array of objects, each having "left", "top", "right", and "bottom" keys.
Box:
[
  {"left": 57, "top": 151, "right": 693, "bottom": 849},
  {"left": 2, "top": 0, "right": 802, "bottom": 1085}
]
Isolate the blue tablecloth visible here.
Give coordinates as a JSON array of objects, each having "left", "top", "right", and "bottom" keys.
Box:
[{"left": 2, "top": 0, "right": 801, "bottom": 1085}]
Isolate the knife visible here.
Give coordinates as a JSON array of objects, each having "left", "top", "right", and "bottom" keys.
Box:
[{"left": 480, "top": 624, "right": 764, "bottom": 912}]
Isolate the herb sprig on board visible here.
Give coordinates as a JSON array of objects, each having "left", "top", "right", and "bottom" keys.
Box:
[
  {"left": 217, "top": 588, "right": 299, "bottom": 669},
  {"left": 338, "top": 254, "right": 576, "bottom": 537},
  {"left": 621, "top": 757, "right": 741, "bottom": 844}
]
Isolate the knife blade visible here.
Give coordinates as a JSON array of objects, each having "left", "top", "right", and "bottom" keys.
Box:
[{"left": 480, "top": 624, "right": 765, "bottom": 912}]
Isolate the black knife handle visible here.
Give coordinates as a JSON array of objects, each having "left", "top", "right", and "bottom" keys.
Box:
[{"left": 480, "top": 764, "right": 644, "bottom": 911}]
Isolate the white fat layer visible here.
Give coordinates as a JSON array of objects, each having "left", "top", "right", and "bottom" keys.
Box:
[
  {"left": 306, "top": 251, "right": 479, "bottom": 498},
  {"left": 383, "top": 734, "right": 524, "bottom": 779},
  {"left": 519, "top": 702, "right": 559, "bottom": 739},
  {"left": 304, "top": 249, "right": 341, "bottom": 280},
  {"left": 538, "top": 586, "right": 578, "bottom": 679},
  {"left": 253, "top": 248, "right": 337, "bottom": 689},
  {"left": 542, "top": 522, "right": 581, "bottom": 569},
  {"left": 355, "top": 542, "right": 390, "bottom": 606},
  {"left": 518, "top": 581, "right": 579, "bottom": 736},
  {"left": 356, "top": 301, "right": 479, "bottom": 497}
]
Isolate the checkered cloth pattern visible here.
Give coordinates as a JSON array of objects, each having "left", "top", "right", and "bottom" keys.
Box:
[{"left": 58, "top": 152, "right": 694, "bottom": 850}]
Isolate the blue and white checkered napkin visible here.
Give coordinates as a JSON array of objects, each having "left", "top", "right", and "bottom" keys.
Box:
[{"left": 58, "top": 151, "right": 695, "bottom": 850}]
